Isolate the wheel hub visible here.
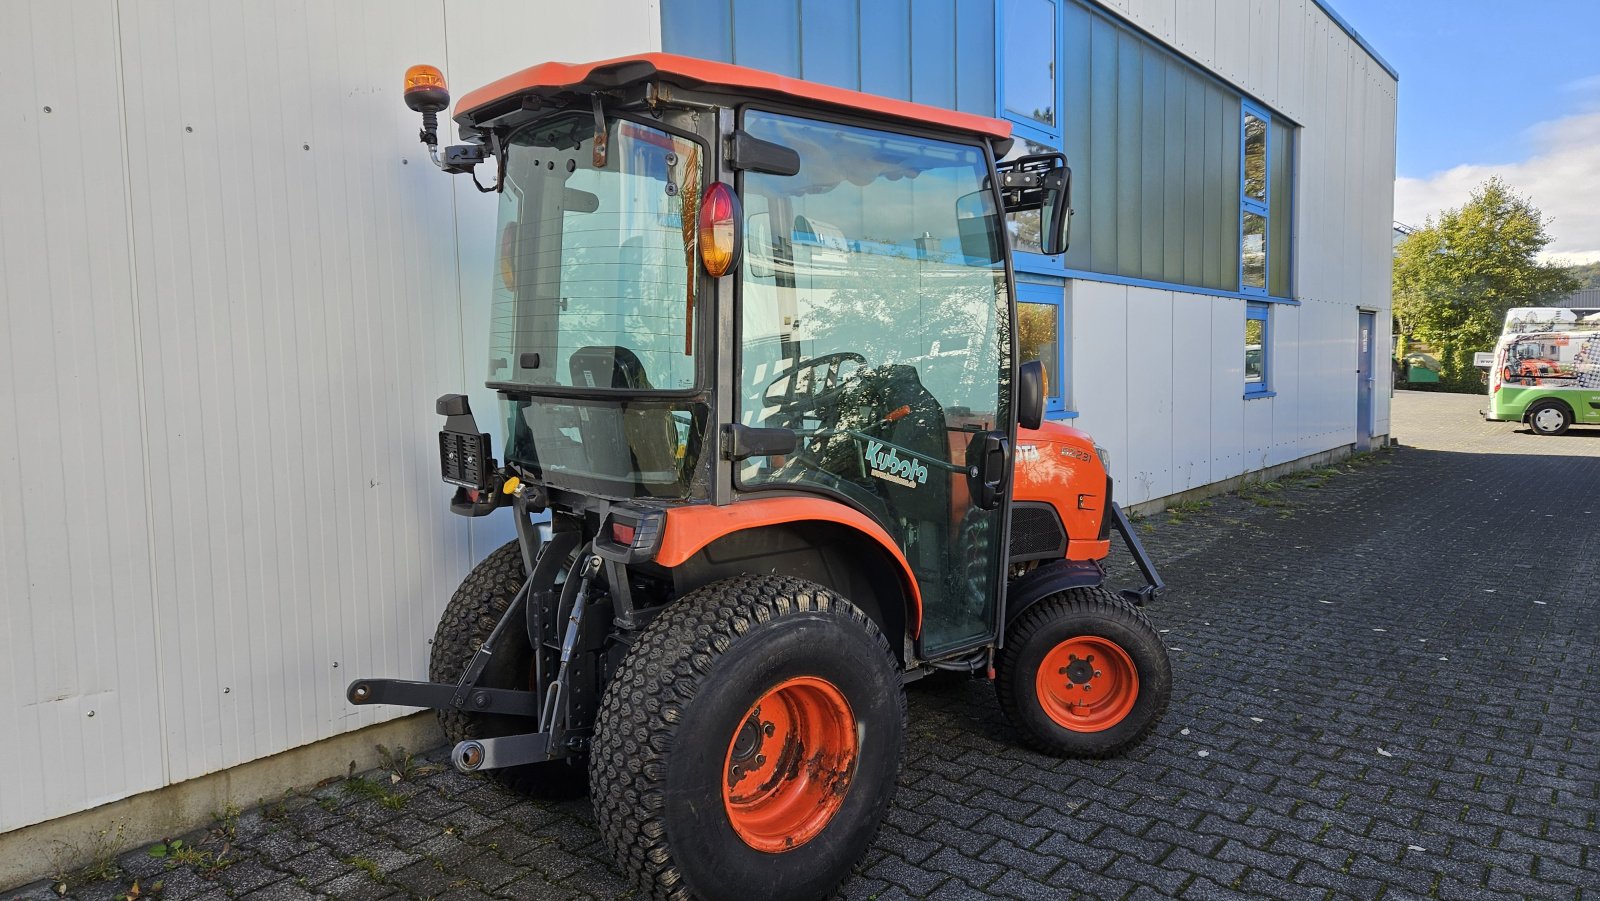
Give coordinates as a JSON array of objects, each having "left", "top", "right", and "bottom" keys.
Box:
[
  {"left": 721, "top": 676, "right": 858, "bottom": 852},
  {"left": 1036, "top": 636, "right": 1139, "bottom": 732},
  {"left": 1062, "top": 654, "right": 1100, "bottom": 687}
]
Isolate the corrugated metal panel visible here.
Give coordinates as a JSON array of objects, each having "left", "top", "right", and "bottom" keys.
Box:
[
  {"left": 1169, "top": 296, "right": 1213, "bottom": 493},
  {"left": 1065, "top": 281, "right": 1130, "bottom": 490},
  {"left": 0, "top": 0, "right": 166, "bottom": 831},
  {"left": 1124, "top": 289, "right": 1174, "bottom": 502},
  {"left": 1208, "top": 298, "right": 1245, "bottom": 481},
  {"left": 660, "top": 0, "right": 995, "bottom": 115},
  {"left": 1060, "top": 2, "right": 1243, "bottom": 292},
  {"left": 1, "top": 0, "right": 658, "bottom": 833}
]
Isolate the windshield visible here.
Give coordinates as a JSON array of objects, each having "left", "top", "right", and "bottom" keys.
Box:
[{"left": 488, "top": 113, "right": 703, "bottom": 391}]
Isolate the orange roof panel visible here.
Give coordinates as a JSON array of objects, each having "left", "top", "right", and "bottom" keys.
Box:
[{"left": 454, "top": 52, "right": 1011, "bottom": 143}]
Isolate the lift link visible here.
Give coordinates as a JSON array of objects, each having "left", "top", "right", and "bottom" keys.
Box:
[{"left": 451, "top": 551, "right": 604, "bottom": 774}]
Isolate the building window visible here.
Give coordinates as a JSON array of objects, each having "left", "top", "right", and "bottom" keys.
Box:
[
  {"left": 1240, "top": 104, "right": 1270, "bottom": 295},
  {"left": 1001, "top": 0, "right": 1058, "bottom": 133},
  {"left": 1245, "top": 301, "right": 1270, "bottom": 395},
  {"left": 1017, "top": 283, "right": 1066, "bottom": 413}
]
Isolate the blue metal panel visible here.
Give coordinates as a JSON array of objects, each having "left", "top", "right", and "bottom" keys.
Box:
[
  {"left": 661, "top": 0, "right": 734, "bottom": 62},
  {"left": 910, "top": 0, "right": 957, "bottom": 109},
  {"left": 953, "top": 0, "right": 996, "bottom": 115},
  {"left": 732, "top": 0, "right": 801, "bottom": 76},
  {"left": 859, "top": 0, "right": 912, "bottom": 99},
  {"left": 799, "top": 0, "right": 861, "bottom": 89}
]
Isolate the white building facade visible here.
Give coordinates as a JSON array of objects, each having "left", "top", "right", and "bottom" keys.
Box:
[{"left": 0, "top": 0, "right": 1394, "bottom": 850}]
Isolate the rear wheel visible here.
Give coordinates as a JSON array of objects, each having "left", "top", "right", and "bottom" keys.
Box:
[
  {"left": 428, "top": 539, "right": 588, "bottom": 799},
  {"left": 590, "top": 574, "right": 905, "bottom": 901},
  {"left": 1527, "top": 401, "right": 1572, "bottom": 436},
  {"left": 996, "top": 586, "right": 1170, "bottom": 758}
]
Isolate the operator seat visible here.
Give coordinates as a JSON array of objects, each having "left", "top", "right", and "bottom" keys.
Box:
[
  {"left": 568, "top": 346, "right": 681, "bottom": 488},
  {"left": 824, "top": 363, "right": 952, "bottom": 574}
]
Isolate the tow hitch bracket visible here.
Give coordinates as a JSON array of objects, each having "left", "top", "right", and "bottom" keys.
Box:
[{"left": 1106, "top": 502, "right": 1164, "bottom": 604}]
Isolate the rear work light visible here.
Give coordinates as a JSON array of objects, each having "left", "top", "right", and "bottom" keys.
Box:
[{"left": 698, "top": 182, "right": 742, "bottom": 277}]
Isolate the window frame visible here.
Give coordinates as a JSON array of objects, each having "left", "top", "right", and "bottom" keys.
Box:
[
  {"left": 1239, "top": 101, "right": 1271, "bottom": 297},
  {"left": 1016, "top": 282, "right": 1068, "bottom": 415},
  {"left": 995, "top": 0, "right": 1068, "bottom": 276},
  {"left": 1244, "top": 300, "right": 1273, "bottom": 398},
  {"left": 996, "top": 0, "right": 1063, "bottom": 144}
]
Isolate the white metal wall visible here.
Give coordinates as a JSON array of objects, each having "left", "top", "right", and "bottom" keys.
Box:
[
  {"left": 1067, "top": 0, "right": 1397, "bottom": 504},
  {"left": 0, "top": 0, "right": 659, "bottom": 833}
]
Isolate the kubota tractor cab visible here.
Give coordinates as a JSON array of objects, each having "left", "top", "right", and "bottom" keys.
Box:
[{"left": 350, "top": 54, "right": 1169, "bottom": 901}]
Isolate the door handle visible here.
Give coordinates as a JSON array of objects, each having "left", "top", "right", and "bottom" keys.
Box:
[{"left": 965, "top": 431, "right": 1009, "bottom": 511}]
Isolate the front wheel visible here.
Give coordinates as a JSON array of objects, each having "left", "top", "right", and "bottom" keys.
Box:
[
  {"left": 996, "top": 586, "right": 1171, "bottom": 758},
  {"left": 590, "top": 575, "right": 905, "bottom": 901},
  {"left": 1527, "top": 401, "right": 1571, "bottom": 436}
]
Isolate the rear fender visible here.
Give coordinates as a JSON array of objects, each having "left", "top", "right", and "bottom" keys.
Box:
[{"left": 654, "top": 497, "right": 922, "bottom": 649}]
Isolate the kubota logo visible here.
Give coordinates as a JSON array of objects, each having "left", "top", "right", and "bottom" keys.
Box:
[{"left": 864, "top": 440, "right": 929, "bottom": 488}]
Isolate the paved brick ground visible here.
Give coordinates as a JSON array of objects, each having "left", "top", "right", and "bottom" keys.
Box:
[{"left": 12, "top": 390, "right": 1598, "bottom": 900}]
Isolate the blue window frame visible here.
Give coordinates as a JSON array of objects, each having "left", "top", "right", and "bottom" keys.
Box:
[
  {"left": 1016, "top": 282, "right": 1069, "bottom": 415},
  {"left": 1245, "top": 301, "right": 1272, "bottom": 397},
  {"left": 1240, "top": 102, "right": 1270, "bottom": 296},
  {"left": 997, "top": 0, "right": 1067, "bottom": 276}
]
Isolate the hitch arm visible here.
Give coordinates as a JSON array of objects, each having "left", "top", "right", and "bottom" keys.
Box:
[
  {"left": 1107, "top": 502, "right": 1165, "bottom": 604},
  {"left": 346, "top": 679, "right": 540, "bottom": 717}
]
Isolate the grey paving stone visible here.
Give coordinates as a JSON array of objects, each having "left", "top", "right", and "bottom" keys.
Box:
[{"left": 13, "top": 392, "right": 1598, "bottom": 901}]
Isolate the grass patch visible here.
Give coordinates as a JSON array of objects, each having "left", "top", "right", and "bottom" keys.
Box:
[
  {"left": 343, "top": 776, "right": 408, "bottom": 810},
  {"left": 1165, "top": 499, "right": 1213, "bottom": 524}
]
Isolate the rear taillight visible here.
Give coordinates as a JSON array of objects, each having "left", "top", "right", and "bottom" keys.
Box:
[
  {"left": 698, "top": 182, "right": 741, "bottom": 277},
  {"left": 611, "top": 521, "right": 637, "bottom": 546}
]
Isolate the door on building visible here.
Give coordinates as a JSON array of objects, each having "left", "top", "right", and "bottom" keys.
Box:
[{"left": 1356, "top": 311, "right": 1376, "bottom": 451}]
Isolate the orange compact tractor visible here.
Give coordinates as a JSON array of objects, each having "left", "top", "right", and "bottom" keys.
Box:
[{"left": 350, "top": 54, "right": 1169, "bottom": 901}]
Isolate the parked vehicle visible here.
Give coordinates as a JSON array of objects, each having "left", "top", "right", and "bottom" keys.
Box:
[
  {"left": 348, "top": 55, "right": 1171, "bottom": 901},
  {"left": 1483, "top": 307, "right": 1600, "bottom": 435}
]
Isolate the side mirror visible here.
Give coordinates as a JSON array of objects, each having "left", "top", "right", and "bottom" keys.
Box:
[
  {"left": 996, "top": 153, "right": 1073, "bottom": 256},
  {"left": 1041, "top": 166, "right": 1072, "bottom": 256},
  {"left": 1017, "top": 360, "right": 1045, "bottom": 430}
]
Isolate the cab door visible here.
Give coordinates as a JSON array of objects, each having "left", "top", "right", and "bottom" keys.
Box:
[{"left": 732, "top": 109, "right": 1012, "bottom": 656}]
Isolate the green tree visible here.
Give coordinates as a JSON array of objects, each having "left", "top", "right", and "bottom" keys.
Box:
[
  {"left": 1393, "top": 178, "right": 1579, "bottom": 391},
  {"left": 1561, "top": 260, "right": 1600, "bottom": 290}
]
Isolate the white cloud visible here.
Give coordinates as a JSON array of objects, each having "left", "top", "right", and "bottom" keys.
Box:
[{"left": 1394, "top": 111, "right": 1600, "bottom": 262}]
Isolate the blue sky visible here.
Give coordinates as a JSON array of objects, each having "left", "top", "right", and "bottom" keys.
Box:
[{"left": 1333, "top": 0, "right": 1600, "bottom": 261}]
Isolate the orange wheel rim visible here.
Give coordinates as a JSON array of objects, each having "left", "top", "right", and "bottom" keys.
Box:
[
  {"left": 721, "top": 675, "right": 858, "bottom": 852},
  {"left": 1036, "top": 636, "right": 1139, "bottom": 732}
]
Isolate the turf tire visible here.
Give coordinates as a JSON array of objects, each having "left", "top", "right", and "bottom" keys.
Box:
[
  {"left": 590, "top": 574, "right": 905, "bottom": 901},
  {"left": 996, "top": 586, "right": 1171, "bottom": 758},
  {"left": 428, "top": 539, "right": 588, "bottom": 799}
]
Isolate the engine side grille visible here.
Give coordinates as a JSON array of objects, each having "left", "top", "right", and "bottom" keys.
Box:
[{"left": 1010, "top": 503, "right": 1068, "bottom": 562}]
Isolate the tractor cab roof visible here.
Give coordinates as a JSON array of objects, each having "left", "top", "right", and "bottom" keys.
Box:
[{"left": 454, "top": 52, "right": 1012, "bottom": 146}]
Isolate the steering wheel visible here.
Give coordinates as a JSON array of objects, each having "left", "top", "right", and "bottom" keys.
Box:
[{"left": 762, "top": 351, "right": 867, "bottom": 427}]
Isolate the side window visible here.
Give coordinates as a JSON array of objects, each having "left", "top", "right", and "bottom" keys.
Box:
[
  {"left": 1240, "top": 105, "right": 1269, "bottom": 295},
  {"left": 1002, "top": 0, "right": 1058, "bottom": 132},
  {"left": 1245, "top": 301, "right": 1270, "bottom": 395},
  {"left": 1016, "top": 283, "right": 1065, "bottom": 414}
]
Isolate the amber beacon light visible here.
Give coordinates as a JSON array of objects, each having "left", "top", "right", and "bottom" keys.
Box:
[{"left": 403, "top": 64, "right": 449, "bottom": 113}]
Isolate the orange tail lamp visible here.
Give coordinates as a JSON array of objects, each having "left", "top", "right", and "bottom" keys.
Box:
[{"left": 697, "top": 182, "right": 742, "bottom": 277}]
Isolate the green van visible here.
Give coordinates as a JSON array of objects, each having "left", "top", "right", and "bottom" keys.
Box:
[{"left": 1483, "top": 308, "right": 1600, "bottom": 435}]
